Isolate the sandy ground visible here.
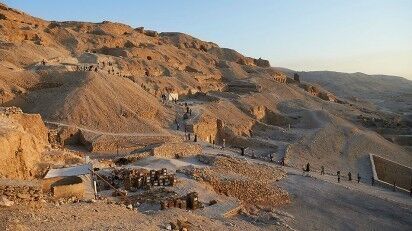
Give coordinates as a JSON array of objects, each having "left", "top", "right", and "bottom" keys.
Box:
[
  {"left": 0, "top": 202, "right": 269, "bottom": 231},
  {"left": 202, "top": 144, "right": 412, "bottom": 230},
  {"left": 278, "top": 174, "right": 412, "bottom": 231}
]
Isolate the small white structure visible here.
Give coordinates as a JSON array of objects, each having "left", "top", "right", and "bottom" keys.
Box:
[
  {"left": 43, "top": 164, "right": 95, "bottom": 199},
  {"left": 44, "top": 164, "right": 92, "bottom": 179},
  {"left": 166, "top": 92, "right": 179, "bottom": 101}
]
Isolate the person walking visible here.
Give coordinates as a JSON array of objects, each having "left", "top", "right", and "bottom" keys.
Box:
[
  {"left": 337, "top": 171, "right": 341, "bottom": 183},
  {"left": 357, "top": 173, "right": 361, "bottom": 183},
  {"left": 321, "top": 166, "right": 325, "bottom": 175},
  {"left": 371, "top": 176, "right": 375, "bottom": 186},
  {"left": 306, "top": 163, "right": 310, "bottom": 172},
  {"left": 348, "top": 172, "right": 352, "bottom": 181}
]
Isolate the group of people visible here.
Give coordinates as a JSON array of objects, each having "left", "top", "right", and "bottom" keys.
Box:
[
  {"left": 303, "top": 163, "right": 412, "bottom": 196},
  {"left": 303, "top": 163, "right": 366, "bottom": 184},
  {"left": 335, "top": 170, "right": 362, "bottom": 183},
  {"left": 161, "top": 94, "right": 178, "bottom": 104}
]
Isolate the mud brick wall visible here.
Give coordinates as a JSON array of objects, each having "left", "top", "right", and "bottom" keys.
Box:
[
  {"left": 372, "top": 155, "right": 412, "bottom": 190},
  {"left": 152, "top": 142, "right": 202, "bottom": 158},
  {"left": 188, "top": 117, "right": 224, "bottom": 144}
]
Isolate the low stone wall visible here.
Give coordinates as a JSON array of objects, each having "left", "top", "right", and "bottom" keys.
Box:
[
  {"left": 207, "top": 178, "right": 289, "bottom": 207},
  {"left": 85, "top": 133, "right": 182, "bottom": 153},
  {"left": 370, "top": 154, "right": 411, "bottom": 192},
  {"left": 51, "top": 176, "right": 85, "bottom": 199},
  {"left": 0, "top": 184, "right": 43, "bottom": 203},
  {"left": 152, "top": 142, "right": 202, "bottom": 158}
]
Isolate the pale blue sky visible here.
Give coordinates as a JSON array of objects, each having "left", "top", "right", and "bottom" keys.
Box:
[{"left": 3, "top": 0, "right": 412, "bottom": 79}]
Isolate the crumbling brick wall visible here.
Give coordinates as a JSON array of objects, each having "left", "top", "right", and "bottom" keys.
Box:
[
  {"left": 0, "top": 184, "right": 43, "bottom": 203},
  {"left": 207, "top": 178, "right": 289, "bottom": 207},
  {"left": 188, "top": 116, "right": 224, "bottom": 144},
  {"left": 152, "top": 142, "right": 202, "bottom": 158}
]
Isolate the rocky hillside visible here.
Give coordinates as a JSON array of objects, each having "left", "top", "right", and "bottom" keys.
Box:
[
  {"left": 0, "top": 3, "right": 410, "bottom": 176},
  {"left": 278, "top": 69, "right": 412, "bottom": 115},
  {"left": 0, "top": 107, "right": 48, "bottom": 179}
]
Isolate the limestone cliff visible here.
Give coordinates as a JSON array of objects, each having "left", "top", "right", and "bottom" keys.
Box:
[{"left": 0, "top": 107, "right": 48, "bottom": 179}]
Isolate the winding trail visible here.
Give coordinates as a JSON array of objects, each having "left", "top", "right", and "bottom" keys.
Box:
[{"left": 44, "top": 121, "right": 176, "bottom": 137}]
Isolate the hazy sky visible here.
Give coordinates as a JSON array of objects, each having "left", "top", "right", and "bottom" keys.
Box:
[{"left": 4, "top": 0, "right": 412, "bottom": 79}]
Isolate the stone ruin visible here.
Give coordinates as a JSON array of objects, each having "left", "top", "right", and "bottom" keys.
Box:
[
  {"left": 160, "top": 191, "right": 203, "bottom": 210},
  {"left": 107, "top": 168, "right": 176, "bottom": 192},
  {"left": 272, "top": 72, "right": 287, "bottom": 83},
  {"left": 151, "top": 142, "right": 202, "bottom": 158}
]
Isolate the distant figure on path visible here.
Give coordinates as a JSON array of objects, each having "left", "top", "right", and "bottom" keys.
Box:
[
  {"left": 240, "top": 147, "right": 245, "bottom": 156},
  {"left": 321, "top": 166, "right": 325, "bottom": 175},
  {"left": 337, "top": 171, "right": 341, "bottom": 183},
  {"left": 348, "top": 172, "right": 352, "bottom": 181},
  {"left": 306, "top": 163, "right": 310, "bottom": 172},
  {"left": 194, "top": 134, "right": 198, "bottom": 142},
  {"left": 393, "top": 181, "right": 396, "bottom": 191},
  {"left": 371, "top": 176, "right": 375, "bottom": 186},
  {"left": 189, "top": 108, "right": 192, "bottom": 116},
  {"left": 357, "top": 173, "right": 361, "bottom": 183},
  {"left": 188, "top": 133, "right": 191, "bottom": 141},
  {"left": 222, "top": 139, "right": 226, "bottom": 149}
]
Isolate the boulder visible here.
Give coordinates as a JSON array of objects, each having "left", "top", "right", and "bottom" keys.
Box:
[
  {"left": 0, "top": 196, "right": 14, "bottom": 207},
  {"left": 254, "top": 58, "right": 270, "bottom": 67},
  {"left": 144, "top": 30, "right": 159, "bottom": 37}
]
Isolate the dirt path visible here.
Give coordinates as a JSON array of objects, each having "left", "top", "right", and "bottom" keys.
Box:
[
  {"left": 202, "top": 143, "right": 412, "bottom": 230},
  {"left": 278, "top": 174, "right": 412, "bottom": 231},
  {"left": 44, "top": 121, "right": 175, "bottom": 137}
]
